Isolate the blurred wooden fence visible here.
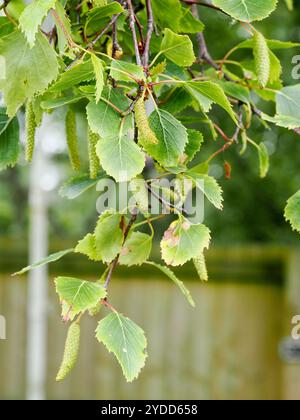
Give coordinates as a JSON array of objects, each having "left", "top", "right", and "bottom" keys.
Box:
[{"left": 0, "top": 246, "right": 300, "bottom": 400}]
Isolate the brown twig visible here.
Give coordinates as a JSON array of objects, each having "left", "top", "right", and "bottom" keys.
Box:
[
  {"left": 143, "top": 0, "right": 154, "bottom": 68},
  {"left": 126, "top": 0, "right": 142, "bottom": 66},
  {"left": 104, "top": 209, "right": 138, "bottom": 290},
  {"left": 181, "top": 0, "right": 228, "bottom": 15}
]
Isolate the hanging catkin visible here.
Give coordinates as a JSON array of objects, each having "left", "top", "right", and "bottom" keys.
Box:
[
  {"left": 134, "top": 97, "right": 158, "bottom": 145},
  {"left": 253, "top": 31, "right": 270, "bottom": 88},
  {"left": 25, "top": 101, "right": 37, "bottom": 163},
  {"left": 65, "top": 109, "right": 80, "bottom": 171},
  {"left": 56, "top": 322, "right": 80, "bottom": 381},
  {"left": 87, "top": 126, "right": 100, "bottom": 179},
  {"left": 193, "top": 253, "right": 208, "bottom": 282}
]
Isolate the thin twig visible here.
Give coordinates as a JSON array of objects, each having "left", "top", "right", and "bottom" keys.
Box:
[
  {"left": 104, "top": 209, "right": 138, "bottom": 290},
  {"left": 181, "top": 0, "right": 228, "bottom": 15},
  {"left": 67, "top": 14, "right": 120, "bottom": 69},
  {"left": 51, "top": 9, "right": 75, "bottom": 48},
  {"left": 143, "top": 0, "right": 154, "bottom": 68},
  {"left": 126, "top": 0, "right": 142, "bottom": 66}
]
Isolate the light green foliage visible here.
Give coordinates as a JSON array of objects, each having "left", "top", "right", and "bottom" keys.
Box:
[
  {"left": 146, "top": 261, "right": 195, "bottom": 307},
  {"left": 0, "top": 108, "right": 20, "bottom": 171},
  {"left": 142, "top": 108, "right": 188, "bottom": 168},
  {"left": 55, "top": 277, "right": 107, "bottom": 315},
  {"left": 96, "top": 127, "right": 145, "bottom": 182},
  {"left": 54, "top": 1, "right": 72, "bottom": 54},
  {"left": 258, "top": 143, "right": 270, "bottom": 178},
  {"left": 86, "top": 87, "right": 131, "bottom": 138},
  {"left": 262, "top": 84, "right": 300, "bottom": 128},
  {"left": 59, "top": 174, "right": 103, "bottom": 200},
  {"left": 119, "top": 232, "right": 152, "bottom": 266},
  {"left": 13, "top": 249, "right": 74, "bottom": 276},
  {"left": 285, "top": 190, "right": 300, "bottom": 233},
  {"left": 0, "top": 30, "right": 59, "bottom": 117},
  {"left": 19, "top": 0, "right": 56, "bottom": 47},
  {"left": 96, "top": 312, "right": 147, "bottom": 382},
  {"left": 110, "top": 60, "right": 145, "bottom": 83},
  {"left": 185, "top": 172, "right": 224, "bottom": 210},
  {"left": 94, "top": 211, "right": 124, "bottom": 263},
  {"left": 161, "top": 218, "right": 211, "bottom": 266},
  {"left": 187, "top": 82, "right": 237, "bottom": 123},
  {"left": 56, "top": 322, "right": 80, "bottom": 381},
  {"left": 49, "top": 60, "right": 95, "bottom": 93},
  {"left": 91, "top": 55, "right": 104, "bottom": 103},
  {"left": 160, "top": 29, "right": 196, "bottom": 67},
  {"left": 213, "top": 0, "right": 278, "bottom": 22}
]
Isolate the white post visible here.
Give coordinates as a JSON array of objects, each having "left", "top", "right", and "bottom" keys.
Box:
[{"left": 26, "top": 138, "right": 49, "bottom": 400}]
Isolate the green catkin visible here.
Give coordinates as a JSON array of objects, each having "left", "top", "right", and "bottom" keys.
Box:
[
  {"left": 56, "top": 322, "right": 80, "bottom": 382},
  {"left": 66, "top": 109, "right": 80, "bottom": 171},
  {"left": 87, "top": 126, "right": 100, "bottom": 179},
  {"left": 193, "top": 253, "right": 208, "bottom": 282},
  {"left": 134, "top": 97, "right": 158, "bottom": 145},
  {"left": 253, "top": 31, "right": 270, "bottom": 88},
  {"left": 25, "top": 101, "right": 37, "bottom": 163}
]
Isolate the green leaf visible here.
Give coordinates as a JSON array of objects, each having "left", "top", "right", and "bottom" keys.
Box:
[
  {"left": 0, "top": 108, "right": 20, "bottom": 170},
  {"left": 140, "top": 108, "right": 188, "bottom": 168},
  {"left": 94, "top": 211, "right": 124, "bottom": 263},
  {"left": 213, "top": 0, "right": 278, "bottom": 22},
  {"left": 41, "top": 94, "right": 83, "bottom": 110},
  {"left": 187, "top": 81, "right": 237, "bottom": 123},
  {"left": 85, "top": 2, "right": 124, "bottom": 36},
  {"left": 160, "top": 29, "right": 196, "bottom": 67},
  {"left": 0, "top": 17, "right": 14, "bottom": 37},
  {"left": 119, "top": 232, "right": 152, "bottom": 266},
  {"left": 13, "top": 249, "right": 74, "bottom": 276},
  {"left": 258, "top": 143, "right": 269, "bottom": 178},
  {"left": 0, "top": 30, "right": 59, "bottom": 117},
  {"left": 95, "top": 312, "right": 147, "bottom": 382},
  {"left": 152, "top": 0, "right": 182, "bottom": 31},
  {"left": 75, "top": 233, "right": 100, "bottom": 261},
  {"left": 235, "top": 38, "right": 300, "bottom": 51},
  {"left": 185, "top": 172, "right": 224, "bottom": 210},
  {"left": 49, "top": 60, "right": 94, "bottom": 93},
  {"left": 129, "top": 177, "right": 150, "bottom": 215},
  {"left": 86, "top": 87, "right": 131, "bottom": 138},
  {"left": 91, "top": 55, "right": 104, "bottom": 103},
  {"left": 19, "top": 0, "right": 56, "bottom": 47},
  {"left": 54, "top": 1, "right": 72, "bottom": 54},
  {"left": 59, "top": 173, "right": 104, "bottom": 199},
  {"left": 182, "top": 129, "right": 204, "bottom": 164},
  {"left": 96, "top": 128, "right": 145, "bottom": 182},
  {"left": 146, "top": 261, "right": 195, "bottom": 307},
  {"left": 285, "top": 190, "right": 300, "bottom": 233},
  {"left": 218, "top": 81, "right": 251, "bottom": 104},
  {"left": 110, "top": 60, "right": 145, "bottom": 83},
  {"left": 160, "top": 87, "right": 194, "bottom": 115},
  {"left": 55, "top": 277, "right": 107, "bottom": 314},
  {"left": 262, "top": 84, "right": 300, "bottom": 129},
  {"left": 179, "top": 7, "right": 204, "bottom": 33},
  {"left": 161, "top": 218, "right": 211, "bottom": 266}
]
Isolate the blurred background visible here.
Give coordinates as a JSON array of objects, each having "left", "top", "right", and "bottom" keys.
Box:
[{"left": 1, "top": 0, "right": 300, "bottom": 400}]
